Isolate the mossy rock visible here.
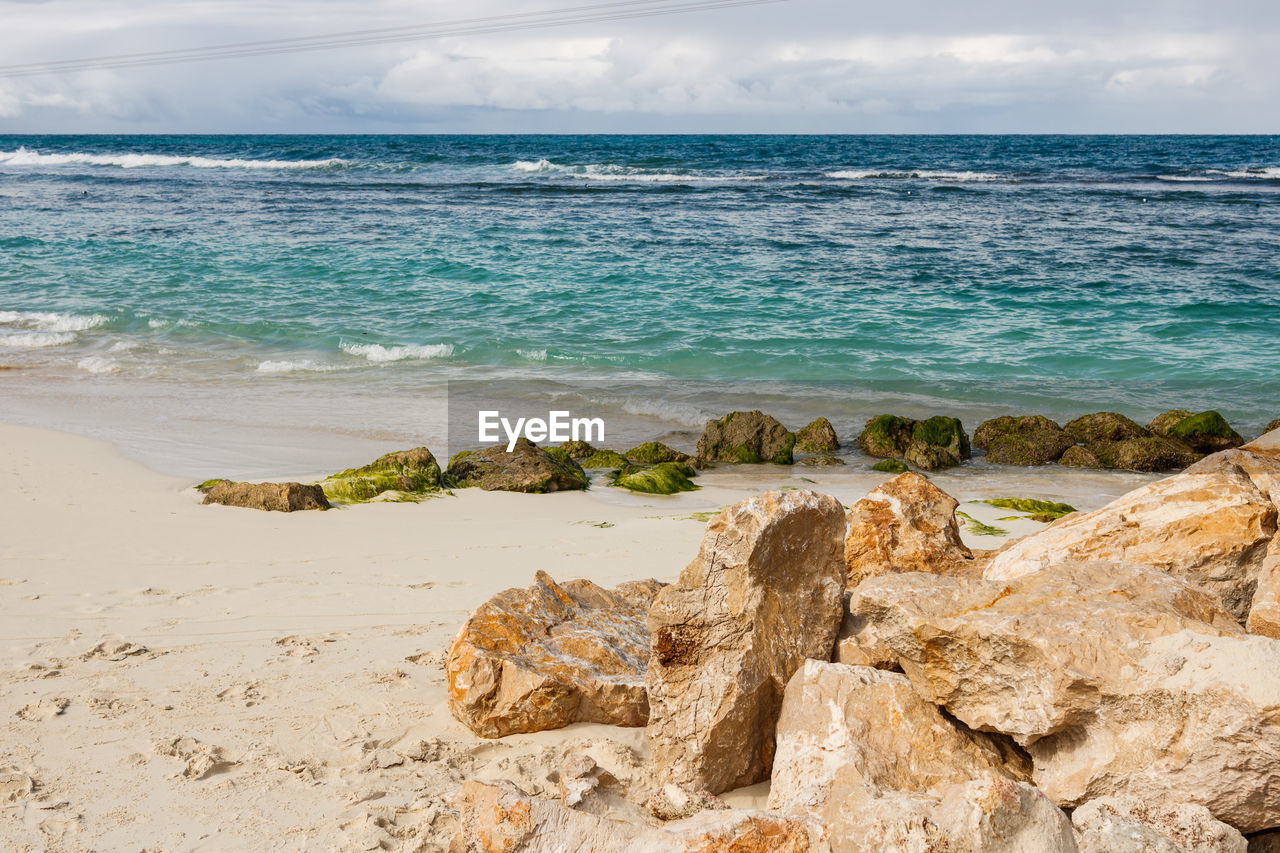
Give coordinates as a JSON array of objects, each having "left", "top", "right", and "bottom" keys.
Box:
[
  {"left": 1163, "top": 410, "right": 1243, "bottom": 454},
  {"left": 696, "top": 411, "right": 795, "bottom": 465},
  {"left": 558, "top": 440, "right": 597, "bottom": 461},
  {"left": 610, "top": 462, "right": 699, "bottom": 495},
  {"left": 195, "top": 478, "right": 227, "bottom": 493},
  {"left": 579, "top": 449, "right": 633, "bottom": 470},
  {"left": 857, "top": 414, "right": 915, "bottom": 458},
  {"left": 983, "top": 497, "right": 1077, "bottom": 520},
  {"left": 1092, "top": 437, "right": 1200, "bottom": 472},
  {"left": 795, "top": 417, "right": 840, "bottom": 453},
  {"left": 1265, "top": 418, "right": 1280, "bottom": 435},
  {"left": 973, "top": 415, "right": 1074, "bottom": 466},
  {"left": 1058, "top": 445, "right": 1103, "bottom": 468},
  {"left": 798, "top": 454, "right": 845, "bottom": 466},
  {"left": 1146, "top": 410, "right": 1196, "bottom": 437},
  {"left": 204, "top": 480, "right": 330, "bottom": 512},
  {"left": 857, "top": 414, "right": 970, "bottom": 471},
  {"left": 871, "top": 459, "right": 909, "bottom": 474},
  {"left": 446, "top": 439, "right": 588, "bottom": 493},
  {"left": 1063, "top": 412, "right": 1148, "bottom": 445},
  {"left": 624, "top": 441, "right": 691, "bottom": 465},
  {"left": 321, "top": 447, "right": 443, "bottom": 503}
]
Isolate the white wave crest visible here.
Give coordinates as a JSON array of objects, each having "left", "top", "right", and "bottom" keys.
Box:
[
  {"left": 0, "top": 331, "right": 76, "bottom": 348},
  {"left": 1155, "top": 175, "right": 1215, "bottom": 182},
  {"left": 77, "top": 356, "right": 119, "bottom": 374},
  {"left": 0, "top": 310, "right": 107, "bottom": 331},
  {"left": 1218, "top": 167, "right": 1280, "bottom": 179},
  {"left": 340, "top": 341, "right": 455, "bottom": 363},
  {"left": 513, "top": 158, "right": 556, "bottom": 173},
  {"left": 516, "top": 348, "right": 548, "bottom": 361},
  {"left": 512, "top": 159, "right": 766, "bottom": 183},
  {"left": 825, "top": 169, "right": 1000, "bottom": 182},
  {"left": 256, "top": 359, "right": 346, "bottom": 374},
  {"left": 0, "top": 147, "right": 346, "bottom": 170}
]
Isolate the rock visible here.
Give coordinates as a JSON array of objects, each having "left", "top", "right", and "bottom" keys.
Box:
[
  {"left": 1266, "top": 419, "right": 1280, "bottom": 436},
  {"left": 1064, "top": 412, "right": 1150, "bottom": 444},
  {"left": 555, "top": 753, "right": 650, "bottom": 823},
  {"left": 767, "top": 666, "right": 1072, "bottom": 853},
  {"left": 1150, "top": 410, "right": 1245, "bottom": 455},
  {"left": 1092, "top": 436, "right": 1200, "bottom": 471},
  {"left": 974, "top": 415, "right": 1076, "bottom": 466},
  {"left": 202, "top": 480, "right": 329, "bottom": 512},
  {"left": 795, "top": 417, "right": 839, "bottom": 453},
  {"left": 1251, "top": 830, "right": 1280, "bottom": 852},
  {"left": 1246, "top": 542, "right": 1280, "bottom": 637},
  {"left": 624, "top": 441, "right": 693, "bottom": 465},
  {"left": 986, "top": 448, "right": 1280, "bottom": 622},
  {"left": 1072, "top": 796, "right": 1246, "bottom": 853},
  {"left": 578, "top": 449, "right": 631, "bottom": 469},
  {"left": 611, "top": 462, "right": 698, "bottom": 495},
  {"left": 1059, "top": 445, "right": 1103, "bottom": 467},
  {"left": 843, "top": 472, "right": 972, "bottom": 587},
  {"left": 646, "top": 489, "right": 846, "bottom": 794},
  {"left": 871, "top": 458, "right": 908, "bottom": 473},
  {"left": 446, "top": 438, "right": 589, "bottom": 493},
  {"left": 319, "top": 446, "right": 442, "bottom": 503},
  {"left": 645, "top": 783, "right": 729, "bottom": 821},
  {"left": 450, "top": 780, "right": 831, "bottom": 852},
  {"left": 846, "top": 563, "right": 1280, "bottom": 832},
  {"left": 857, "top": 414, "right": 971, "bottom": 471},
  {"left": 446, "top": 571, "right": 664, "bottom": 737},
  {"left": 797, "top": 454, "right": 844, "bottom": 466},
  {"left": 696, "top": 410, "right": 795, "bottom": 464},
  {"left": 559, "top": 440, "right": 597, "bottom": 460}
]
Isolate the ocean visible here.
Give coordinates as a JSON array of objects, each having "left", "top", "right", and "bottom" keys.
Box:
[{"left": 1, "top": 134, "right": 1278, "bottom": 477}]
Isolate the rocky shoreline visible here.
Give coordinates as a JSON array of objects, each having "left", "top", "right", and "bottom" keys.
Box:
[{"left": 432, "top": 427, "right": 1280, "bottom": 851}]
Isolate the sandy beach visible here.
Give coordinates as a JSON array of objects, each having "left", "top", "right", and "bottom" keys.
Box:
[{"left": 0, "top": 418, "right": 1163, "bottom": 851}]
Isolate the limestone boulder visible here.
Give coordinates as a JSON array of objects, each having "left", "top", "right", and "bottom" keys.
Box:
[
  {"left": 646, "top": 489, "right": 846, "bottom": 794},
  {"left": 857, "top": 414, "right": 971, "bottom": 471},
  {"left": 201, "top": 480, "right": 329, "bottom": 512},
  {"left": 446, "top": 571, "right": 663, "bottom": 738},
  {"left": 986, "top": 447, "right": 1280, "bottom": 622},
  {"left": 1246, "top": 541, "right": 1280, "bottom": 637},
  {"left": 446, "top": 438, "right": 588, "bottom": 493},
  {"left": 974, "top": 415, "right": 1075, "bottom": 466},
  {"left": 843, "top": 472, "right": 973, "bottom": 587},
  {"left": 696, "top": 410, "right": 796, "bottom": 464},
  {"left": 795, "top": 417, "right": 840, "bottom": 453},
  {"left": 1072, "top": 796, "right": 1246, "bottom": 853},
  {"left": 846, "top": 563, "right": 1280, "bottom": 833},
  {"left": 450, "top": 780, "right": 831, "bottom": 852}
]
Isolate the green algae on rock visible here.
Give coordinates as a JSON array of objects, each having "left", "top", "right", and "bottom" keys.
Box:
[
  {"left": 983, "top": 498, "right": 1077, "bottom": 520},
  {"left": 871, "top": 459, "right": 909, "bottom": 474},
  {"left": 558, "top": 439, "right": 598, "bottom": 461},
  {"left": 1092, "top": 436, "right": 1200, "bottom": 472},
  {"left": 955, "top": 511, "right": 1008, "bottom": 538},
  {"left": 579, "top": 449, "right": 633, "bottom": 470},
  {"left": 320, "top": 447, "right": 443, "bottom": 503},
  {"left": 797, "top": 454, "right": 845, "bottom": 466},
  {"left": 446, "top": 439, "right": 588, "bottom": 493},
  {"left": 1267, "top": 418, "right": 1280, "bottom": 435},
  {"left": 1163, "top": 410, "right": 1244, "bottom": 454},
  {"left": 1058, "top": 445, "right": 1103, "bottom": 468},
  {"left": 610, "top": 462, "right": 699, "bottom": 495},
  {"left": 624, "top": 441, "right": 692, "bottom": 465},
  {"left": 857, "top": 414, "right": 970, "bottom": 471},
  {"left": 794, "top": 417, "right": 839, "bottom": 453},
  {"left": 1063, "top": 412, "right": 1148, "bottom": 445},
  {"left": 972, "top": 415, "right": 1075, "bottom": 466},
  {"left": 696, "top": 410, "right": 796, "bottom": 465}
]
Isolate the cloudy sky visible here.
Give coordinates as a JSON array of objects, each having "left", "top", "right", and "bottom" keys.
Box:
[{"left": 0, "top": 0, "right": 1276, "bottom": 133}]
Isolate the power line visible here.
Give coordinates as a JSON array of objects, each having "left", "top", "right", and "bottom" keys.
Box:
[{"left": 0, "top": 0, "right": 788, "bottom": 79}]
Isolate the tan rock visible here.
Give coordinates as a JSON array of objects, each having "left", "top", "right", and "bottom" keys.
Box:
[
  {"left": 450, "top": 780, "right": 830, "bottom": 852},
  {"left": 985, "top": 448, "right": 1280, "bottom": 622},
  {"left": 1246, "top": 542, "right": 1280, "bottom": 638},
  {"left": 1251, "top": 830, "right": 1280, "bottom": 852},
  {"left": 1072, "top": 796, "right": 1247, "bottom": 853},
  {"left": 846, "top": 563, "right": 1280, "bottom": 833},
  {"left": 446, "top": 571, "right": 663, "bottom": 738},
  {"left": 202, "top": 480, "right": 329, "bottom": 512},
  {"left": 766, "top": 661, "right": 1073, "bottom": 853},
  {"left": 646, "top": 489, "right": 846, "bottom": 794},
  {"left": 843, "top": 472, "right": 973, "bottom": 587},
  {"left": 645, "top": 783, "right": 729, "bottom": 822}
]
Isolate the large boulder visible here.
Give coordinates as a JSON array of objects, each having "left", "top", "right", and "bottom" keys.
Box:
[
  {"left": 1064, "top": 412, "right": 1149, "bottom": 444},
  {"left": 767, "top": 661, "right": 1069, "bottom": 853},
  {"left": 857, "top": 414, "right": 970, "bottom": 471},
  {"left": 843, "top": 472, "right": 973, "bottom": 587},
  {"left": 1061, "top": 412, "right": 1200, "bottom": 472},
  {"left": 450, "top": 780, "right": 830, "bottom": 852},
  {"left": 201, "top": 480, "right": 329, "bottom": 512},
  {"left": 974, "top": 415, "right": 1075, "bottom": 466},
  {"left": 446, "top": 438, "right": 588, "bottom": 493},
  {"left": 318, "top": 446, "right": 442, "bottom": 503},
  {"left": 446, "top": 571, "right": 663, "bottom": 737},
  {"left": 1149, "top": 410, "right": 1245, "bottom": 455},
  {"left": 645, "top": 489, "right": 846, "bottom": 794},
  {"left": 1247, "top": 541, "right": 1280, "bottom": 637},
  {"left": 845, "top": 562, "right": 1280, "bottom": 833},
  {"left": 1072, "top": 796, "right": 1246, "bottom": 853},
  {"left": 624, "top": 441, "right": 693, "bottom": 465},
  {"left": 986, "top": 446, "right": 1280, "bottom": 622},
  {"left": 696, "top": 410, "right": 795, "bottom": 464},
  {"left": 795, "top": 417, "right": 839, "bottom": 453}
]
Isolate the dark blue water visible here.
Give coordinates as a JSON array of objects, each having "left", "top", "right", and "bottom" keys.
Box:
[{"left": 2, "top": 134, "right": 1278, "bottom": 434}]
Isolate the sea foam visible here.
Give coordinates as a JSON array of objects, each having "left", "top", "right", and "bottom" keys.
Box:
[
  {"left": 0, "top": 310, "right": 107, "bottom": 332},
  {"left": 825, "top": 169, "right": 1001, "bottom": 182},
  {"left": 0, "top": 147, "right": 346, "bottom": 170},
  {"left": 340, "top": 342, "right": 455, "bottom": 363}
]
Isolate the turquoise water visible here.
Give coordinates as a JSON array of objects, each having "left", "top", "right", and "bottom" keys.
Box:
[{"left": 1, "top": 135, "right": 1278, "bottom": 471}]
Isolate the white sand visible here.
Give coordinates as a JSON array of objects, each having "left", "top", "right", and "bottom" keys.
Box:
[{"left": 0, "top": 422, "right": 1151, "bottom": 851}]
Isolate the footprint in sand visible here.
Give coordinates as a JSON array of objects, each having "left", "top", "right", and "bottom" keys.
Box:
[
  {"left": 81, "top": 638, "right": 151, "bottom": 662},
  {"left": 273, "top": 636, "right": 320, "bottom": 657},
  {"left": 0, "top": 767, "right": 37, "bottom": 802},
  {"left": 16, "top": 697, "right": 69, "bottom": 721},
  {"left": 87, "top": 696, "right": 132, "bottom": 719},
  {"left": 216, "top": 682, "right": 266, "bottom": 706},
  {"left": 154, "top": 736, "right": 237, "bottom": 780},
  {"left": 404, "top": 649, "right": 447, "bottom": 669}
]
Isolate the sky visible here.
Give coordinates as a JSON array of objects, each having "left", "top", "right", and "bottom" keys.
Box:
[{"left": 0, "top": 0, "right": 1277, "bottom": 133}]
